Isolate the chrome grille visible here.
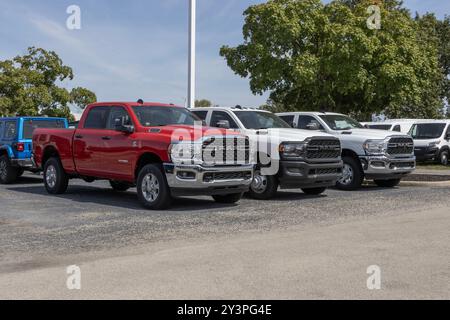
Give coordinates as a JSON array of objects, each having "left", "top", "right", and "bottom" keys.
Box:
[
  {"left": 202, "top": 136, "right": 250, "bottom": 165},
  {"left": 387, "top": 137, "right": 414, "bottom": 156},
  {"left": 306, "top": 139, "right": 341, "bottom": 160}
]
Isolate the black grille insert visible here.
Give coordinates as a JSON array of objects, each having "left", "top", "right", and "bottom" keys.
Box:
[
  {"left": 387, "top": 137, "right": 414, "bottom": 156},
  {"left": 306, "top": 139, "right": 341, "bottom": 160}
]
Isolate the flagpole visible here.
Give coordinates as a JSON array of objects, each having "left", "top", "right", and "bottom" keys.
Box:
[{"left": 188, "top": 0, "right": 196, "bottom": 109}]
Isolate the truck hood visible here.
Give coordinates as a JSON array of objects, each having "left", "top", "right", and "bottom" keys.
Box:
[
  {"left": 244, "top": 128, "right": 335, "bottom": 144},
  {"left": 145, "top": 125, "right": 243, "bottom": 142},
  {"left": 332, "top": 128, "right": 407, "bottom": 141}
]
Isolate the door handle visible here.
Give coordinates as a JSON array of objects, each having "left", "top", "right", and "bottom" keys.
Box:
[
  {"left": 75, "top": 135, "right": 83, "bottom": 139},
  {"left": 102, "top": 136, "right": 112, "bottom": 141}
]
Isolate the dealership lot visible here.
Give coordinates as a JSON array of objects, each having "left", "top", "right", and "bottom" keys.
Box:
[{"left": 0, "top": 174, "right": 449, "bottom": 299}]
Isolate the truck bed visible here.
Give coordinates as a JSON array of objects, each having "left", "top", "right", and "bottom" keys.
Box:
[{"left": 33, "top": 128, "right": 77, "bottom": 174}]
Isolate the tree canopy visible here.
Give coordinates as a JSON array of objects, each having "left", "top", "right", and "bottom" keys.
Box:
[
  {"left": 0, "top": 47, "right": 96, "bottom": 120},
  {"left": 220, "top": 0, "right": 446, "bottom": 120},
  {"left": 195, "top": 99, "right": 213, "bottom": 108}
]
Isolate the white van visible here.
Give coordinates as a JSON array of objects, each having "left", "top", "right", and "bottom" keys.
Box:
[{"left": 410, "top": 120, "right": 450, "bottom": 165}]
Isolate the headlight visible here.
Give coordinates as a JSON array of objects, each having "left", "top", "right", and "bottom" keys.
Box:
[
  {"left": 279, "top": 142, "right": 307, "bottom": 159},
  {"left": 169, "top": 142, "right": 202, "bottom": 164},
  {"left": 428, "top": 141, "right": 440, "bottom": 148},
  {"left": 363, "top": 139, "right": 387, "bottom": 155}
]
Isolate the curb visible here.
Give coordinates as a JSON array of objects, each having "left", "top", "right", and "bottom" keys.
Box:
[{"left": 400, "top": 180, "right": 450, "bottom": 187}]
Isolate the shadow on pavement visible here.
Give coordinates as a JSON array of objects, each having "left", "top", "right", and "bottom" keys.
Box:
[{"left": 7, "top": 185, "right": 239, "bottom": 212}]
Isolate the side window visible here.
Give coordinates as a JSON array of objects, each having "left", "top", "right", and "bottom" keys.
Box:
[
  {"left": 210, "top": 111, "right": 239, "bottom": 129},
  {"left": 192, "top": 111, "right": 208, "bottom": 121},
  {"left": 279, "top": 115, "right": 295, "bottom": 127},
  {"left": 393, "top": 125, "right": 401, "bottom": 132},
  {"left": 4, "top": 121, "right": 17, "bottom": 139},
  {"left": 84, "top": 107, "right": 110, "bottom": 129},
  {"left": 106, "top": 107, "right": 131, "bottom": 130},
  {"left": 297, "top": 116, "right": 323, "bottom": 130},
  {"left": 0, "top": 122, "right": 4, "bottom": 139}
]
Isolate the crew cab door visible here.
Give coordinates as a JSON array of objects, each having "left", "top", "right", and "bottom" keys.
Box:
[{"left": 74, "top": 106, "right": 135, "bottom": 180}]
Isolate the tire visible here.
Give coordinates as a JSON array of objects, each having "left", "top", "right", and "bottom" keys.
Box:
[
  {"left": 302, "top": 187, "right": 327, "bottom": 195},
  {"left": 43, "top": 157, "right": 69, "bottom": 194},
  {"left": 109, "top": 180, "right": 130, "bottom": 192},
  {"left": 439, "top": 150, "right": 449, "bottom": 166},
  {"left": 17, "top": 168, "right": 25, "bottom": 177},
  {"left": 374, "top": 179, "right": 401, "bottom": 188},
  {"left": 0, "top": 155, "right": 19, "bottom": 184},
  {"left": 247, "top": 170, "right": 279, "bottom": 200},
  {"left": 336, "top": 156, "right": 364, "bottom": 191},
  {"left": 212, "top": 193, "right": 243, "bottom": 204},
  {"left": 136, "top": 164, "right": 171, "bottom": 210}
]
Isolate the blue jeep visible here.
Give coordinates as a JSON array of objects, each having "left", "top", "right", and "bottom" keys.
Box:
[{"left": 0, "top": 117, "right": 68, "bottom": 184}]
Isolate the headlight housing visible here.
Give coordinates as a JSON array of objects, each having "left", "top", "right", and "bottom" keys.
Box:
[
  {"left": 279, "top": 142, "right": 307, "bottom": 159},
  {"left": 169, "top": 142, "right": 203, "bottom": 164},
  {"left": 428, "top": 141, "right": 440, "bottom": 148},
  {"left": 363, "top": 139, "right": 387, "bottom": 155}
]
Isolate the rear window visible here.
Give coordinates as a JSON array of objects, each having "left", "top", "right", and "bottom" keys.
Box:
[
  {"left": 23, "top": 120, "right": 66, "bottom": 139},
  {"left": 367, "top": 124, "right": 392, "bottom": 131}
]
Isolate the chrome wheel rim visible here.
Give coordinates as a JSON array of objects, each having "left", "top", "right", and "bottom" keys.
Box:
[
  {"left": 339, "top": 163, "right": 354, "bottom": 185},
  {"left": 141, "top": 173, "right": 160, "bottom": 203},
  {"left": 441, "top": 153, "right": 448, "bottom": 165},
  {"left": 45, "top": 165, "right": 57, "bottom": 188},
  {"left": 0, "top": 160, "right": 7, "bottom": 179},
  {"left": 251, "top": 171, "right": 268, "bottom": 193}
]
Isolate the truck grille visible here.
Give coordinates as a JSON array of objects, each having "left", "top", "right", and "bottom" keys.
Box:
[
  {"left": 306, "top": 139, "right": 341, "bottom": 160},
  {"left": 203, "top": 171, "right": 252, "bottom": 182},
  {"left": 202, "top": 136, "right": 250, "bottom": 165},
  {"left": 387, "top": 137, "right": 414, "bottom": 156},
  {"left": 308, "top": 168, "right": 342, "bottom": 176}
]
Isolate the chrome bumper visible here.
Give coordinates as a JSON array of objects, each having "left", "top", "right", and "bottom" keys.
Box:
[
  {"left": 360, "top": 155, "right": 416, "bottom": 178},
  {"left": 163, "top": 163, "right": 254, "bottom": 194}
]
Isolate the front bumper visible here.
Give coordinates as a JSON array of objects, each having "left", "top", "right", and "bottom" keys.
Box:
[
  {"left": 414, "top": 147, "right": 440, "bottom": 162},
  {"left": 360, "top": 155, "right": 416, "bottom": 180},
  {"left": 164, "top": 163, "right": 254, "bottom": 196},
  {"left": 278, "top": 160, "right": 344, "bottom": 189}
]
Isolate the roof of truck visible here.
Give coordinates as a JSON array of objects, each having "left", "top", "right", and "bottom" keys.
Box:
[
  {"left": 88, "top": 101, "right": 183, "bottom": 108},
  {"left": 0, "top": 116, "right": 66, "bottom": 120},
  {"left": 276, "top": 111, "right": 342, "bottom": 116},
  {"left": 193, "top": 107, "right": 269, "bottom": 113}
]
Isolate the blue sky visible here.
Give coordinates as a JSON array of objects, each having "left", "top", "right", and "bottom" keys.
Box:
[{"left": 1, "top": 0, "right": 449, "bottom": 115}]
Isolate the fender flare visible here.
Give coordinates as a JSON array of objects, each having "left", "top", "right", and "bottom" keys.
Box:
[{"left": 0, "top": 145, "right": 14, "bottom": 159}]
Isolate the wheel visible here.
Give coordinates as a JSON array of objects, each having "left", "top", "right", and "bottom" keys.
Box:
[
  {"left": 0, "top": 155, "right": 19, "bottom": 184},
  {"left": 336, "top": 156, "right": 364, "bottom": 191},
  {"left": 17, "top": 168, "right": 25, "bottom": 177},
  {"left": 374, "top": 179, "right": 401, "bottom": 188},
  {"left": 43, "top": 157, "right": 69, "bottom": 194},
  {"left": 302, "top": 187, "right": 327, "bottom": 195},
  {"left": 136, "top": 164, "right": 171, "bottom": 210},
  {"left": 212, "top": 193, "right": 243, "bottom": 204},
  {"left": 439, "top": 150, "right": 449, "bottom": 166},
  {"left": 109, "top": 180, "right": 130, "bottom": 192},
  {"left": 247, "top": 170, "right": 279, "bottom": 200}
]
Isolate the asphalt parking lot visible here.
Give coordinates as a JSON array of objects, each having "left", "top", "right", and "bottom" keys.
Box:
[{"left": 0, "top": 173, "right": 449, "bottom": 299}]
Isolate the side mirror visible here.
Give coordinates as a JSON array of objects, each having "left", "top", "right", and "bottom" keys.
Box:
[
  {"left": 446, "top": 133, "right": 450, "bottom": 140},
  {"left": 114, "top": 118, "right": 134, "bottom": 134},
  {"left": 216, "top": 120, "right": 230, "bottom": 129},
  {"left": 306, "top": 122, "right": 320, "bottom": 130},
  {"left": 290, "top": 122, "right": 296, "bottom": 128}
]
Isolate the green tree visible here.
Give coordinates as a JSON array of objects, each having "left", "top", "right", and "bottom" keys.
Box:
[
  {"left": 220, "top": 0, "right": 443, "bottom": 119},
  {"left": 195, "top": 99, "right": 213, "bottom": 108},
  {"left": 70, "top": 87, "right": 97, "bottom": 110},
  {"left": 0, "top": 47, "right": 96, "bottom": 119}
]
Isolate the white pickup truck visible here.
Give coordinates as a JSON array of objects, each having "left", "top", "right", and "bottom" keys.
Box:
[
  {"left": 277, "top": 112, "right": 416, "bottom": 190},
  {"left": 192, "top": 107, "right": 343, "bottom": 199}
]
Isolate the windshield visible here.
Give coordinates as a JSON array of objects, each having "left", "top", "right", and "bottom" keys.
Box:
[
  {"left": 23, "top": 120, "right": 66, "bottom": 139},
  {"left": 409, "top": 123, "right": 446, "bottom": 140},
  {"left": 132, "top": 106, "right": 200, "bottom": 127},
  {"left": 234, "top": 111, "right": 291, "bottom": 129},
  {"left": 319, "top": 115, "right": 363, "bottom": 130}
]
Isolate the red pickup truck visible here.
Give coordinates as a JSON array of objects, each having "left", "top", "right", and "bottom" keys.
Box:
[{"left": 33, "top": 101, "right": 253, "bottom": 209}]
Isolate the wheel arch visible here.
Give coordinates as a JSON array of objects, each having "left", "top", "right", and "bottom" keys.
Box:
[
  {"left": 135, "top": 152, "right": 163, "bottom": 179},
  {"left": 41, "top": 146, "right": 60, "bottom": 168}
]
